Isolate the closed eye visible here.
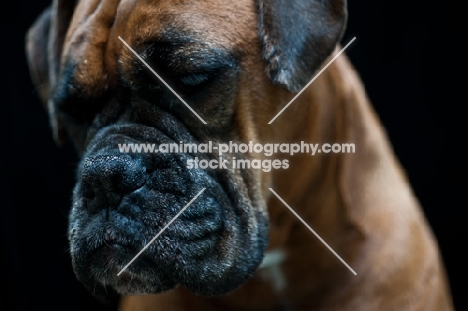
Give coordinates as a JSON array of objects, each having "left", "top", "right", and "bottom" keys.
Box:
[
  {"left": 176, "top": 73, "right": 212, "bottom": 95},
  {"left": 179, "top": 73, "right": 209, "bottom": 86}
]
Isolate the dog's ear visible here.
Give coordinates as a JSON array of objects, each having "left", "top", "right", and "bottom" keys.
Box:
[
  {"left": 256, "top": 0, "right": 347, "bottom": 92},
  {"left": 25, "top": 0, "right": 76, "bottom": 144}
]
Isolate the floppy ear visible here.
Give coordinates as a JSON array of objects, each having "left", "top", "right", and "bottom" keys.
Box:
[
  {"left": 25, "top": 0, "right": 76, "bottom": 143},
  {"left": 256, "top": 0, "right": 347, "bottom": 92}
]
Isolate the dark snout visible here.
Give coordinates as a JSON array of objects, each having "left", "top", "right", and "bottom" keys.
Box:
[
  {"left": 81, "top": 155, "right": 146, "bottom": 208},
  {"left": 68, "top": 124, "right": 268, "bottom": 298}
]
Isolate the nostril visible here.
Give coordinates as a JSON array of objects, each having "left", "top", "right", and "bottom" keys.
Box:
[{"left": 81, "top": 155, "right": 146, "bottom": 199}]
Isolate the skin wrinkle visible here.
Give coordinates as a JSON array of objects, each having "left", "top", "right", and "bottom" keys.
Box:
[
  {"left": 25, "top": 0, "right": 454, "bottom": 310},
  {"left": 32, "top": 0, "right": 344, "bottom": 304}
]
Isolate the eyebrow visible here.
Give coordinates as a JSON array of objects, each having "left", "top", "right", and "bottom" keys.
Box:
[{"left": 139, "top": 38, "right": 239, "bottom": 74}]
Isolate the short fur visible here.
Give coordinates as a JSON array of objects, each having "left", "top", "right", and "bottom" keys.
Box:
[{"left": 26, "top": 0, "right": 453, "bottom": 310}]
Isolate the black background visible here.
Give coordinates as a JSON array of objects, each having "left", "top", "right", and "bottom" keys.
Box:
[{"left": 3, "top": 0, "right": 466, "bottom": 310}]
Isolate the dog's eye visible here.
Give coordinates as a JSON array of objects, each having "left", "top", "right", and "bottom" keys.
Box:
[
  {"left": 176, "top": 73, "right": 211, "bottom": 94},
  {"left": 180, "top": 73, "right": 209, "bottom": 86}
]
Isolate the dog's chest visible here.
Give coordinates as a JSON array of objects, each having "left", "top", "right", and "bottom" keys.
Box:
[{"left": 258, "top": 249, "right": 287, "bottom": 292}]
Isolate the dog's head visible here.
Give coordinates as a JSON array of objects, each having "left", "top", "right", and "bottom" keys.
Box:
[{"left": 26, "top": 0, "right": 347, "bottom": 298}]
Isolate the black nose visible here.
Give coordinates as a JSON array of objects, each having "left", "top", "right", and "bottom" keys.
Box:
[{"left": 80, "top": 155, "right": 146, "bottom": 207}]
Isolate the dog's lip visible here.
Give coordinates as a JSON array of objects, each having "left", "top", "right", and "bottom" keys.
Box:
[
  {"left": 78, "top": 215, "right": 221, "bottom": 267},
  {"left": 172, "top": 218, "right": 222, "bottom": 242},
  {"left": 88, "top": 239, "right": 137, "bottom": 265},
  {"left": 87, "top": 244, "right": 158, "bottom": 294},
  {"left": 87, "top": 241, "right": 151, "bottom": 277},
  {"left": 83, "top": 235, "right": 213, "bottom": 292}
]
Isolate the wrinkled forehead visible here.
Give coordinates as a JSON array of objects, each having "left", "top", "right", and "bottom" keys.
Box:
[
  {"left": 127, "top": 0, "right": 257, "bottom": 46},
  {"left": 57, "top": 0, "right": 260, "bottom": 93},
  {"left": 64, "top": 0, "right": 258, "bottom": 51}
]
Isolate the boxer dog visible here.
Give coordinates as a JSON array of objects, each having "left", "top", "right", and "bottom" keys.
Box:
[{"left": 26, "top": 0, "right": 454, "bottom": 310}]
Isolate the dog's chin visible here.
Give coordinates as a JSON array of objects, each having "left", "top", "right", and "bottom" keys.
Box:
[
  {"left": 78, "top": 243, "right": 179, "bottom": 296},
  {"left": 70, "top": 217, "right": 265, "bottom": 297},
  {"left": 69, "top": 184, "right": 268, "bottom": 297}
]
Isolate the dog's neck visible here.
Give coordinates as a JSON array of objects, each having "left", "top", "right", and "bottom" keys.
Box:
[
  {"left": 258, "top": 53, "right": 394, "bottom": 308},
  {"left": 266, "top": 53, "right": 367, "bottom": 246}
]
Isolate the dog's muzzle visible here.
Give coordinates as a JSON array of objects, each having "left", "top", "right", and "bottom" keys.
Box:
[{"left": 68, "top": 122, "right": 268, "bottom": 298}]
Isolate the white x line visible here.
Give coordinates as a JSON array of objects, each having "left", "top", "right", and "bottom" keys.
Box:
[
  {"left": 268, "top": 188, "right": 357, "bottom": 275},
  {"left": 118, "top": 36, "right": 208, "bottom": 125},
  {"left": 117, "top": 188, "right": 206, "bottom": 276},
  {"left": 268, "top": 37, "right": 356, "bottom": 124}
]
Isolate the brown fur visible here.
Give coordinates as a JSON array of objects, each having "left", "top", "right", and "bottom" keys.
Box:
[
  {"left": 26, "top": 0, "right": 453, "bottom": 310},
  {"left": 118, "top": 51, "right": 454, "bottom": 310}
]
